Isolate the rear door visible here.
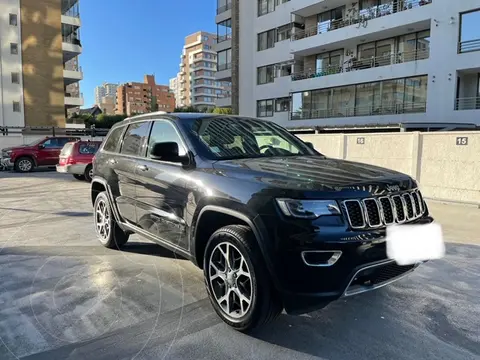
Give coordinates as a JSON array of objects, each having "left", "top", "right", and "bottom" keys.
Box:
[
  {"left": 134, "top": 120, "right": 189, "bottom": 250},
  {"left": 113, "top": 121, "right": 152, "bottom": 224}
]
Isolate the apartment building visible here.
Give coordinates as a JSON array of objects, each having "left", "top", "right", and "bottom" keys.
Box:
[
  {"left": 0, "top": 0, "right": 83, "bottom": 128},
  {"left": 218, "top": 0, "right": 480, "bottom": 129},
  {"left": 95, "top": 82, "right": 118, "bottom": 106},
  {"left": 169, "top": 75, "right": 181, "bottom": 107},
  {"left": 115, "top": 75, "right": 175, "bottom": 116},
  {"left": 177, "top": 31, "right": 231, "bottom": 110}
]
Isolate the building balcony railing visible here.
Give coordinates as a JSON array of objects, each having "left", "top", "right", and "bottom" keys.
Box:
[
  {"left": 62, "top": 0, "right": 80, "bottom": 17},
  {"left": 62, "top": 33, "right": 81, "bottom": 46},
  {"left": 291, "top": 0, "right": 432, "bottom": 41},
  {"left": 290, "top": 101, "right": 426, "bottom": 120},
  {"left": 291, "top": 49, "right": 429, "bottom": 81},
  {"left": 455, "top": 97, "right": 480, "bottom": 110},
  {"left": 218, "top": 63, "right": 232, "bottom": 71},
  {"left": 217, "top": 33, "right": 232, "bottom": 43},
  {"left": 217, "top": 2, "right": 232, "bottom": 15},
  {"left": 458, "top": 39, "right": 480, "bottom": 54}
]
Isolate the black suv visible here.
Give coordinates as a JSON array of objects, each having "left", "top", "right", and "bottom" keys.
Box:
[{"left": 91, "top": 113, "right": 434, "bottom": 331}]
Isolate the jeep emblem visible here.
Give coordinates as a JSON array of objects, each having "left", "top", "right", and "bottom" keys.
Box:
[{"left": 386, "top": 185, "right": 401, "bottom": 192}]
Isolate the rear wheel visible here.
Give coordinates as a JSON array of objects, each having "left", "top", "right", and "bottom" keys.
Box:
[
  {"left": 203, "top": 225, "right": 282, "bottom": 332},
  {"left": 94, "top": 191, "right": 129, "bottom": 249},
  {"left": 14, "top": 157, "right": 34, "bottom": 173},
  {"left": 84, "top": 164, "right": 93, "bottom": 182},
  {"left": 73, "top": 174, "right": 85, "bottom": 181}
]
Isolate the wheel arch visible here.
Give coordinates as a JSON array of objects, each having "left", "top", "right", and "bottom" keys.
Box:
[
  {"left": 193, "top": 205, "right": 281, "bottom": 290},
  {"left": 14, "top": 154, "right": 37, "bottom": 167},
  {"left": 91, "top": 177, "right": 123, "bottom": 225}
]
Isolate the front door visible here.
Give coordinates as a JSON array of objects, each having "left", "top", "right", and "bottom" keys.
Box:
[{"left": 135, "top": 120, "right": 190, "bottom": 250}]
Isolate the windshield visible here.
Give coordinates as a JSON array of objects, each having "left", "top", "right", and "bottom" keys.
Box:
[
  {"left": 26, "top": 138, "right": 45, "bottom": 146},
  {"left": 184, "top": 116, "right": 319, "bottom": 160}
]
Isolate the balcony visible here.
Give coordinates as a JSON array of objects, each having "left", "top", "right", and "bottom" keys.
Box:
[
  {"left": 62, "top": 29, "right": 82, "bottom": 62},
  {"left": 459, "top": 39, "right": 480, "bottom": 54},
  {"left": 62, "top": 0, "right": 79, "bottom": 17},
  {"left": 216, "top": 2, "right": 232, "bottom": 24},
  {"left": 455, "top": 97, "right": 480, "bottom": 111},
  {"left": 64, "top": 93, "right": 84, "bottom": 107},
  {"left": 292, "top": 49, "right": 429, "bottom": 81},
  {"left": 291, "top": 0, "right": 432, "bottom": 55},
  {"left": 291, "top": 101, "right": 426, "bottom": 120},
  {"left": 63, "top": 66, "right": 83, "bottom": 85}
]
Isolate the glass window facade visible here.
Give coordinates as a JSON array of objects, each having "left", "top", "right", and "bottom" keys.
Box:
[
  {"left": 217, "top": 19, "right": 232, "bottom": 43},
  {"left": 257, "top": 99, "right": 274, "bottom": 117},
  {"left": 257, "top": 65, "right": 275, "bottom": 85},
  {"left": 291, "top": 76, "right": 428, "bottom": 120},
  {"left": 217, "top": 49, "right": 232, "bottom": 71},
  {"left": 459, "top": 9, "right": 480, "bottom": 53},
  {"left": 257, "top": 29, "right": 275, "bottom": 51}
]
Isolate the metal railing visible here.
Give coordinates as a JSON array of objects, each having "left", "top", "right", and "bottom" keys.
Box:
[
  {"left": 217, "top": 33, "right": 232, "bottom": 43},
  {"left": 290, "top": 101, "right": 427, "bottom": 120},
  {"left": 218, "top": 63, "right": 232, "bottom": 71},
  {"left": 455, "top": 97, "right": 480, "bottom": 110},
  {"left": 217, "top": 2, "right": 232, "bottom": 14},
  {"left": 62, "top": 33, "right": 81, "bottom": 46},
  {"left": 62, "top": 0, "right": 80, "bottom": 17},
  {"left": 292, "top": 0, "right": 431, "bottom": 41},
  {"left": 458, "top": 39, "right": 480, "bottom": 53},
  {"left": 291, "top": 49, "right": 429, "bottom": 81},
  {"left": 0, "top": 125, "right": 108, "bottom": 137}
]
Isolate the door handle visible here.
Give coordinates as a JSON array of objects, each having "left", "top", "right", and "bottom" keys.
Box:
[
  {"left": 107, "top": 158, "right": 117, "bottom": 165},
  {"left": 137, "top": 165, "right": 148, "bottom": 172}
]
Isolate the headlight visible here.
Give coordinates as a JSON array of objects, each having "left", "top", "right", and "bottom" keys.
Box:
[{"left": 276, "top": 199, "right": 340, "bottom": 219}]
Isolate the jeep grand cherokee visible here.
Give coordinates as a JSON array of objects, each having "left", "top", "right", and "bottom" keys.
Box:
[{"left": 90, "top": 113, "right": 435, "bottom": 332}]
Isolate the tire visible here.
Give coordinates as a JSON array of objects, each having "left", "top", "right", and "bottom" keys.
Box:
[
  {"left": 93, "top": 191, "right": 129, "bottom": 249},
  {"left": 73, "top": 174, "right": 85, "bottom": 181},
  {"left": 84, "top": 164, "right": 93, "bottom": 182},
  {"left": 14, "top": 157, "right": 34, "bottom": 173},
  {"left": 203, "top": 225, "right": 282, "bottom": 332}
]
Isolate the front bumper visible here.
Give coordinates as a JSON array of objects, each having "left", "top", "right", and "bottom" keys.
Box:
[
  {"left": 261, "top": 214, "right": 435, "bottom": 315},
  {"left": 1, "top": 157, "right": 13, "bottom": 168}
]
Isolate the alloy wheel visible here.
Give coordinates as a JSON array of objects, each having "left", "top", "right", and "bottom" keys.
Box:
[
  {"left": 89, "top": 168, "right": 94, "bottom": 179},
  {"left": 95, "top": 199, "right": 110, "bottom": 242},
  {"left": 209, "top": 242, "right": 252, "bottom": 319},
  {"left": 18, "top": 159, "right": 32, "bottom": 172}
]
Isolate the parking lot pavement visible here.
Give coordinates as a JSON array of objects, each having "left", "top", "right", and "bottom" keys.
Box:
[{"left": 0, "top": 171, "right": 479, "bottom": 360}]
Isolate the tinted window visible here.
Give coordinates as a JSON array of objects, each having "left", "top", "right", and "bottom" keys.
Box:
[
  {"left": 57, "top": 138, "right": 72, "bottom": 147},
  {"left": 78, "top": 143, "right": 99, "bottom": 155},
  {"left": 42, "top": 139, "right": 61, "bottom": 148},
  {"left": 148, "top": 121, "right": 187, "bottom": 157},
  {"left": 103, "top": 126, "right": 125, "bottom": 152},
  {"left": 120, "top": 122, "right": 151, "bottom": 156}
]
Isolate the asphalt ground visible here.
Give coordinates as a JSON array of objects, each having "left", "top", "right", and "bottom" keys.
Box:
[{"left": 0, "top": 170, "right": 479, "bottom": 360}]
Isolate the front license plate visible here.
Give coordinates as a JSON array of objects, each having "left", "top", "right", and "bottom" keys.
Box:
[{"left": 386, "top": 223, "right": 445, "bottom": 265}]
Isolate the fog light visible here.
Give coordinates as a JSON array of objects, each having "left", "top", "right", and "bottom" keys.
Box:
[{"left": 301, "top": 250, "right": 342, "bottom": 267}]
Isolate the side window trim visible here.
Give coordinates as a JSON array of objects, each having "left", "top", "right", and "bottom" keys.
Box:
[
  {"left": 103, "top": 125, "right": 127, "bottom": 153},
  {"left": 119, "top": 121, "right": 152, "bottom": 157}
]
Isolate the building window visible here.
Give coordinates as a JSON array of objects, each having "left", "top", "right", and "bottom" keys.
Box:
[
  {"left": 218, "top": 49, "right": 232, "bottom": 71},
  {"left": 316, "top": 49, "right": 344, "bottom": 73},
  {"left": 217, "top": 19, "right": 232, "bottom": 43},
  {"left": 257, "top": 65, "right": 275, "bottom": 85},
  {"left": 459, "top": 9, "right": 480, "bottom": 53},
  {"left": 290, "top": 75, "right": 428, "bottom": 120},
  {"left": 10, "top": 43, "right": 18, "bottom": 55},
  {"left": 257, "top": 99, "right": 274, "bottom": 117},
  {"left": 276, "top": 24, "right": 291, "bottom": 42},
  {"left": 258, "top": 0, "right": 274, "bottom": 16},
  {"left": 13, "top": 101, "right": 21, "bottom": 112},
  {"left": 275, "top": 0, "right": 290, "bottom": 5},
  {"left": 317, "top": 6, "right": 345, "bottom": 34},
  {"left": 257, "top": 29, "right": 275, "bottom": 51},
  {"left": 9, "top": 14, "right": 17, "bottom": 26},
  {"left": 275, "top": 63, "right": 292, "bottom": 77},
  {"left": 204, "top": 45, "right": 211, "bottom": 50},
  {"left": 275, "top": 98, "right": 290, "bottom": 112},
  {"left": 203, "top": 35, "right": 209, "bottom": 42},
  {"left": 11, "top": 72, "right": 20, "bottom": 84}
]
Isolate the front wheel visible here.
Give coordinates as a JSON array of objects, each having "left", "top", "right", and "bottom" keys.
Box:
[
  {"left": 94, "top": 191, "right": 129, "bottom": 249},
  {"left": 14, "top": 157, "right": 34, "bottom": 173},
  {"left": 203, "top": 225, "right": 282, "bottom": 332}
]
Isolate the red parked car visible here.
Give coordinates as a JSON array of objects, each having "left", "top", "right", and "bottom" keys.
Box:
[
  {"left": 1, "top": 136, "right": 80, "bottom": 173},
  {"left": 56, "top": 140, "right": 102, "bottom": 182}
]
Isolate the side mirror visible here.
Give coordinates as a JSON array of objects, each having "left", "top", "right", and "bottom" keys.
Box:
[
  {"left": 38, "top": 144, "right": 45, "bottom": 149},
  {"left": 305, "top": 142, "right": 314, "bottom": 150},
  {"left": 150, "top": 142, "right": 188, "bottom": 164}
]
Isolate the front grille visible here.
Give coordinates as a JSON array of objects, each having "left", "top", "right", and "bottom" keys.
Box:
[{"left": 342, "top": 189, "right": 426, "bottom": 229}]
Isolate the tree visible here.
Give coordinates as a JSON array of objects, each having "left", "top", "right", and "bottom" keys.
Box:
[
  {"left": 173, "top": 106, "right": 201, "bottom": 113},
  {"left": 212, "top": 107, "right": 232, "bottom": 115}
]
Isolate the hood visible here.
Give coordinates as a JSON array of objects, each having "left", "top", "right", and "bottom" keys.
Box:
[
  {"left": 212, "top": 156, "right": 415, "bottom": 196},
  {"left": 1, "top": 145, "right": 30, "bottom": 152}
]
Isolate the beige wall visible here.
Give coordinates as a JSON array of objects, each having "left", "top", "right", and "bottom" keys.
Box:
[
  {"left": 298, "top": 131, "right": 480, "bottom": 204},
  {"left": 21, "top": 0, "right": 65, "bottom": 127}
]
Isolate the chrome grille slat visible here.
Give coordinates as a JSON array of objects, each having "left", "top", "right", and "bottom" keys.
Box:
[{"left": 342, "top": 189, "right": 425, "bottom": 230}]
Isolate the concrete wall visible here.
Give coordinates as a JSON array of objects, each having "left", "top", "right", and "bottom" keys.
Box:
[{"left": 298, "top": 131, "right": 480, "bottom": 204}]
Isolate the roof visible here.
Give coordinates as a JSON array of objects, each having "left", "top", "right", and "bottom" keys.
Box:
[{"left": 79, "top": 105, "right": 102, "bottom": 116}]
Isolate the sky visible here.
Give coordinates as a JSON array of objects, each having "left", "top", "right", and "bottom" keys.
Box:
[{"left": 79, "top": 0, "right": 217, "bottom": 107}]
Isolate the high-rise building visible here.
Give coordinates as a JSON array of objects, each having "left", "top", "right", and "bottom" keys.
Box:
[
  {"left": 94, "top": 82, "right": 118, "bottom": 106},
  {"left": 169, "top": 75, "right": 182, "bottom": 108},
  {"left": 0, "top": 0, "right": 84, "bottom": 128},
  {"left": 218, "top": 0, "right": 480, "bottom": 129},
  {"left": 177, "top": 31, "right": 231, "bottom": 110},
  {"left": 115, "top": 75, "right": 175, "bottom": 116}
]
